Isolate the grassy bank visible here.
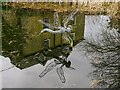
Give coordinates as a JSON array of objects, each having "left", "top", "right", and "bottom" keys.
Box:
[{"left": 2, "top": 2, "right": 119, "bottom": 18}]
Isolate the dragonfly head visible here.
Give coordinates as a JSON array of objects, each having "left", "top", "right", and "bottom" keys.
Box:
[
  {"left": 68, "top": 25, "right": 72, "bottom": 30},
  {"left": 65, "top": 61, "right": 71, "bottom": 68}
]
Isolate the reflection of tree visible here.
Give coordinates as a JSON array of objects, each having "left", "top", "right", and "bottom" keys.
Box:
[
  {"left": 2, "top": 11, "right": 25, "bottom": 64},
  {"left": 80, "top": 29, "right": 120, "bottom": 88},
  {"left": 108, "top": 17, "right": 120, "bottom": 33}
]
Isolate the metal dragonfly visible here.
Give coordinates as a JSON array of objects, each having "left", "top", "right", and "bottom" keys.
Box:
[
  {"left": 39, "top": 55, "right": 75, "bottom": 83},
  {"left": 38, "top": 8, "right": 79, "bottom": 47}
]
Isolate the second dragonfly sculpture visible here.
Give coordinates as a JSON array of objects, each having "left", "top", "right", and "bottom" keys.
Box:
[{"left": 38, "top": 9, "right": 79, "bottom": 48}]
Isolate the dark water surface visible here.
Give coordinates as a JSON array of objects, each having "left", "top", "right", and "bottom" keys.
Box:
[{"left": 2, "top": 6, "right": 85, "bottom": 69}]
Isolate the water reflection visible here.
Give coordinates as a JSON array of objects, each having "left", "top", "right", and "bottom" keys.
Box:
[
  {"left": 80, "top": 15, "right": 120, "bottom": 88},
  {"left": 2, "top": 5, "right": 85, "bottom": 69},
  {"left": 39, "top": 46, "right": 75, "bottom": 83},
  {"left": 2, "top": 5, "right": 97, "bottom": 87}
]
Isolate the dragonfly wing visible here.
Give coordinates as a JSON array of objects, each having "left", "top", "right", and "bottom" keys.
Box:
[
  {"left": 62, "top": 33, "right": 73, "bottom": 47},
  {"left": 38, "top": 20, "right": 58, "bottom": 29},
  {"left": 63, "top": 9, "right": 79, "bottom": 28},
  {"left": 39, "top": 61, "right": 57, "bottom": 78},
  {"left": 38, "top": 20, "right": 51, "bottom": 28},
  {"left": 56, "top": 66, "right": 66, "bottom": 83},
  {"left": 54, "top": 12, "right": 61, "bottom": 28},
  {"left": 62, "top": 33, "right": 70, "bottom": 43},
  {"left": 54, "top": 59, "right": 61, "bottom": 64}
]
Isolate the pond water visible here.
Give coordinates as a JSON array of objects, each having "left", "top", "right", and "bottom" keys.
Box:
[
  {"left": 1, "top": 6, "right": 119, "bottom": 88},
  {"left": 2, "top": 7, "right": 85, "bottom": 69}
]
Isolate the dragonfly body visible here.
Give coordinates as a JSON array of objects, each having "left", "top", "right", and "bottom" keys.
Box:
[{"left": 39, "top": 25, "right": 72, "bottom": 35}]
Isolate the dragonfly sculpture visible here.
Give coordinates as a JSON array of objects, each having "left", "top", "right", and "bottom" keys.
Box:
[
  {"left": 38, "top": 9, "right": 79, "bottom": 48},
  {"left": 39, "top": 46, "right": 75, "bottom": 83},
  {"left": 39, "top": 55, "right": 75, "bottom": 83}
]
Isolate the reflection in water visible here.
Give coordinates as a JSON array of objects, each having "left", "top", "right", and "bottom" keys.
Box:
[
  {"left": 2, "top": 5, "right": 81, "bottom": 83},
  {"left": 39, "top": 46, "right": 75, "bottom": 83},
  {"left": 2, "top": 5, "right": 84, "bottom": 69},
  {"left": 2, "top": 14, "right": 25, "bottom": 64},
  {"left": 80, "top": 16, "right": 120, "bottom": 88},
  {"left": 2, "top": 4, "right": 119, "bottom": 86}
]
